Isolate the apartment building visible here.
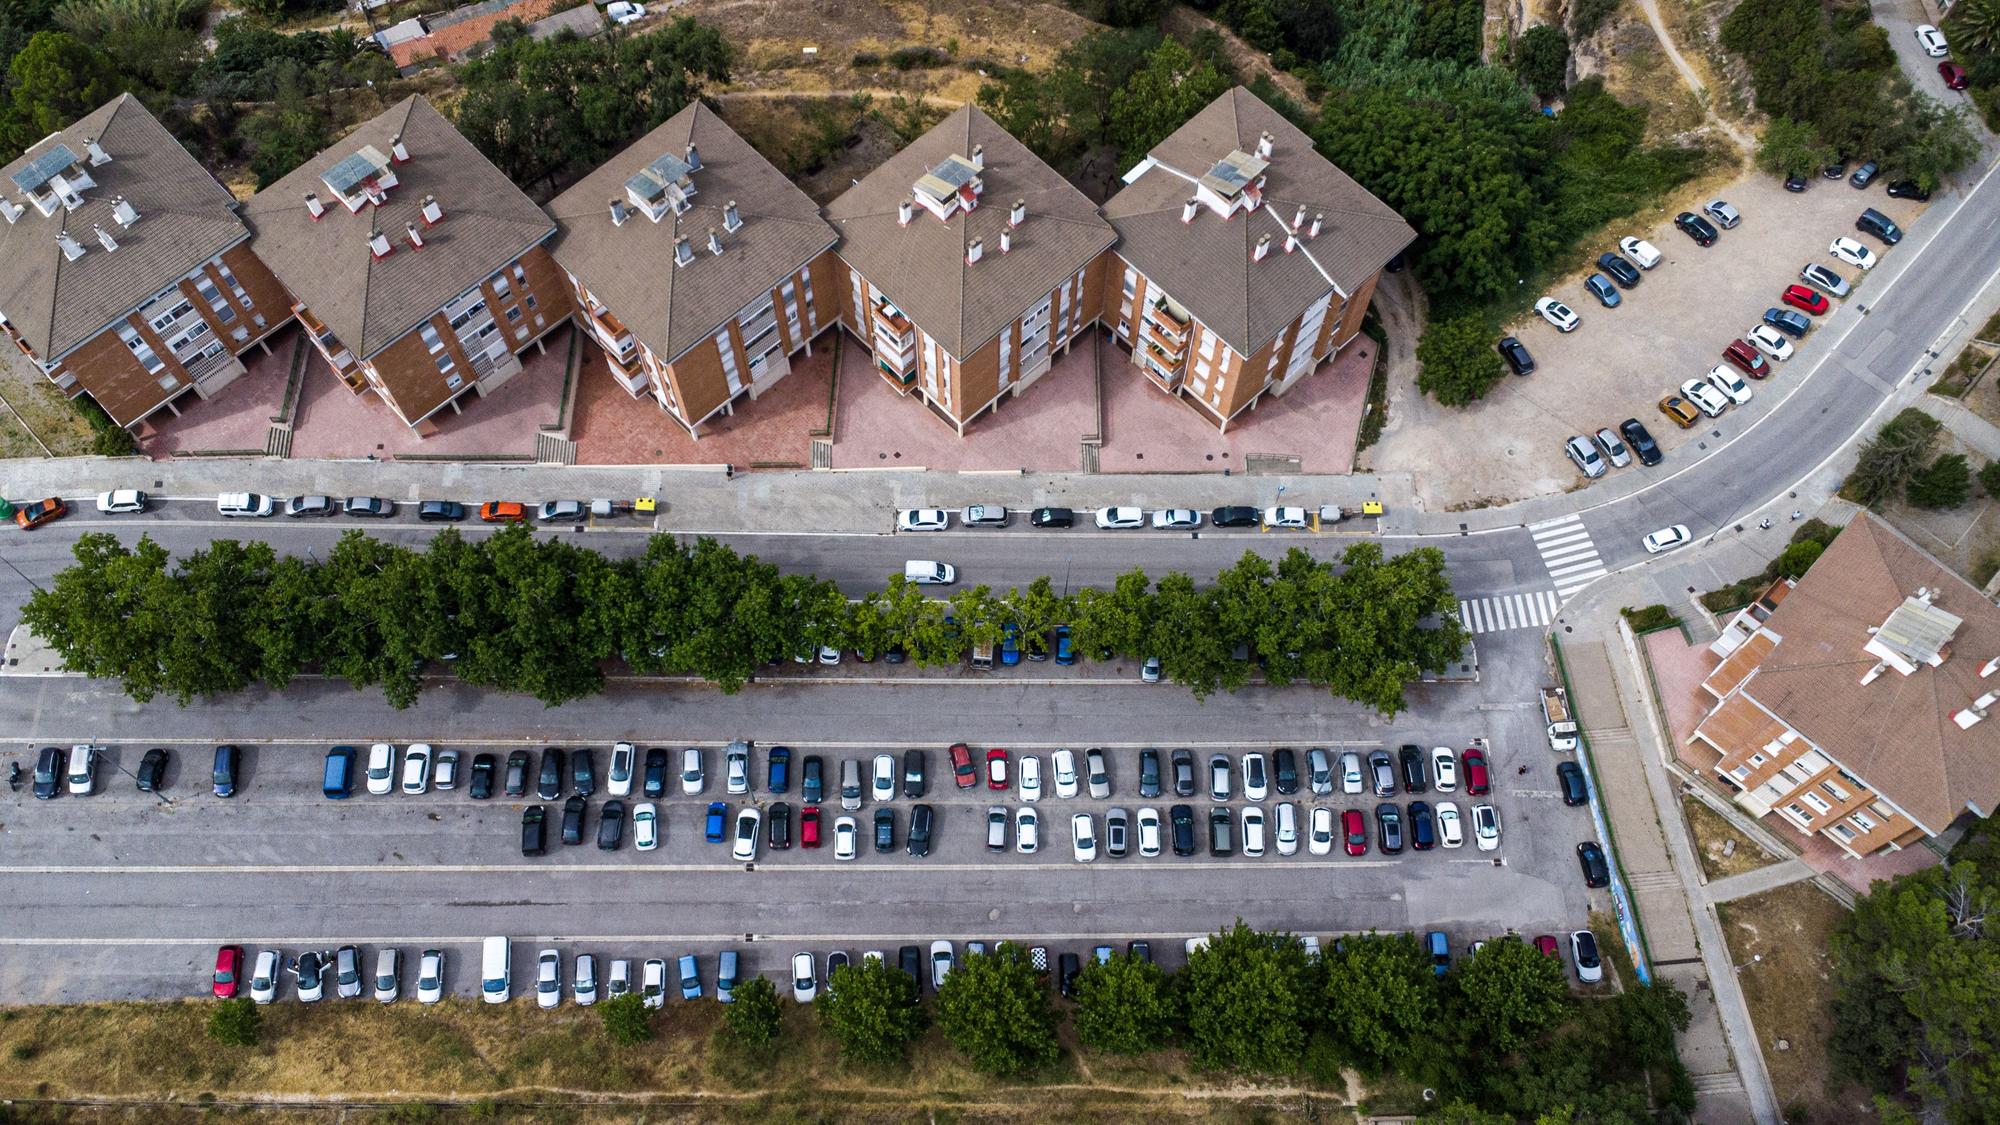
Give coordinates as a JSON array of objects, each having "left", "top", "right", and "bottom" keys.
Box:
[
  {"left": 0, "top": 94, "right": 292, "bottom": 430},
  {"left": 242, "top": 96, "right": 571, "bottom": 434},
  {"left": 825, "top": 106, "right": 1117, "bottom": 434},
  {"left": 1691, "top": 513, "right": 2000, "bottom": 858},
  {"left": 1101, "top": 87, "right": 1414, "bottom": 430},
  {"left": 548, "top": 102, "right": 840, "bottom": 435}
]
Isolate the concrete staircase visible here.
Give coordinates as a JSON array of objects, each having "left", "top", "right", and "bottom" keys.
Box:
[{"left": 535, "top": 432, "right": 576, "bottom": 465}]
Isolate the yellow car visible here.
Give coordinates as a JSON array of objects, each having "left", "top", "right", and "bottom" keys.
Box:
[{"left": 1658, "top": 395, "right": 1701, "bottom": 429}]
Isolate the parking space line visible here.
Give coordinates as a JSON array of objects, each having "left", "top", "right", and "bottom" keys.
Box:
[
  {"left": 1, "top": 859, "right": 1407, "bottom": 875},
  {"left": 0, "top": 930, "right": 1309, "bottom": 947}
]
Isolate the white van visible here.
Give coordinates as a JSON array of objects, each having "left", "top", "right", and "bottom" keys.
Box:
[
  {"left": 904, "top": 560, "right": 955, "bottom": 585},
  {"left": 217, "top": 492, "right": 275, "bottom": 518},
  {"left": 480, "top": 936, "right": 511, "bottom": 1004}
]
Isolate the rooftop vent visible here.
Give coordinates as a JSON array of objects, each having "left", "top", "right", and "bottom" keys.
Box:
[
  {"left": 1309, "top": 212, "right": 1322, "bottom": 239},
  {"left": 83, "top": 136, "right": 110, "bottom": 166},
  {"left": 999, "top": 229, "right": 1011, "bottom": 254},
  {"left": 707, "top": 228, "right": 723, "bottom": 256},
  {"left": 390, "top": 133, "right": 410, "bottom": 163},
  {"left": 965, "top": 238, "right": 983, "bottom": 266},
  {"left": 673, "top": 235, "right": 693, "bottom": 268},
  {"left": 1256, "top": 131, "right": 1274, "bottom": 159},
  {"left": 111, "top": 195, "right": 139, "bottom": 228},
  {"left": 368, "top": 231, "right": 393, "bottom": 259},
  {"left": 56, "top": 232, "right": 84, "bottom": 261},
  {"left": 93, "top": 224, "right": 116, "bottom": 252},
  {"left": 1008, "top": 199, "right": 1025, "bottom": 228},
  {"left": 609, "top": 198, "right": 629, "bottom": 227},
  {"left": 970, "top": 143, "right": 984, "bottom": 171},
  {"left": 1181, "top": 198, "right": 1197, "bottom": 224},
  {"left": 1252, "top": 233, "right": 1271, "bottom": 262},
  {"left": 420, "top": 194, "right": 443, "bottom": 226},
  {"left": 723, "top": 199, "right": 741, "bottom": 232},
  {"left": 684, "top": 143, "right": 701, "bottom": 171},
  {"left": 305, "top": 192, "right": 324, "bottom": 220},
  {"left": 405, "top": 221, "right": 424, "bottom": 250},
  {"left": 0, "top": 198, "right": 20, "bottom": 224}
]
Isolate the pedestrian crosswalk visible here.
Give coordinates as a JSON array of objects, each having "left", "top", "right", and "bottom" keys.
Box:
[
  {"left": 1456, "top": 590, "right": 1561, "bottom": 634},
  {"left": 1529, "top": 513, "right": 1609, "bottom": 598}
]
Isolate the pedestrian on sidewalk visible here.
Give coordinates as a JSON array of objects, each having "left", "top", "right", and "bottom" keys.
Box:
[{"left": 1517, "top": 764, "right": 1529, "bottom": 776}]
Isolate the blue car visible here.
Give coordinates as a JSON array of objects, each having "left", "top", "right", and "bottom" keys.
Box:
[
  {"left": 1054, "top": 625, "right": 1075, "bottom": 666},
  {"left": 1762, "top": 307, "right": 1810, "bottom": 338},
  {"left": 1583, "top": 273, "right": 1621, "bottom": 308},
  {"left": 705, "top": 801, "right": 727, "bottom": 843},
  {"left": 1001, "top": 623, "right": 1021, "bottom": 666},
  {"left": 678, "top": 953, "right": 702, "bottom": 1000},
  {"left": 767, "top": 746, "right": 791, "bottom": 794},
  {"left": 717, "top": 950, "right": 739, "bottom": 1003},
  {"left": 1426, "top": 931, "right": 1451, "bottom": 975}
]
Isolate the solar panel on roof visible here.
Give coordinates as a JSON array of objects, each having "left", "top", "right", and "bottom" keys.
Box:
[
  {"left": 929, "top": 157, "right": 977, "bottom": 189},
  {"left": 10, "top": 145, "right": 80, "bottom": 194},
  {"left": 322, "top": 150, "right": 385, "bottom": 195},
  {"left": 646, "top": 152, "right": 693, "bottom": 183},
  {"left": 1197, "top": 150, "right": 1267, "bottom": 198}
]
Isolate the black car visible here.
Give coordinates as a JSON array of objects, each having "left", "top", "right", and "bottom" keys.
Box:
[
  {"left": 33, "top": 745, "right": 61, "bottom": 799},
  {"left": 1408, "top": 800, "right": 1436, "bottom": 850},
  {"left": 902, "top": 749, "right": 927, "bottom": 798},
  {"left": 505, "top": 750, "right": 530, "bottom": 797},
  {"left": 1783, "top": 172, "right": 1809, "bottom": 193},
  {"left": 768, "top": 802, "right": 792, "bottom": 849},
  {"left": 1556, "top": 761, "right": 1589, "bottom": 806},
  {"left": 1058, "top": 952, "right": 1082, "bottom": 998},
  {"left": 1273, "top": 748, "right": 1299, "bottom": 795},
  {"left": 417, "top": 500, "right": 465, "bottom": 522},
  {"left": 1762, "top": 307, "right": 1811, "bottom": 338},
  {"left": 1497, "top": 335, "right": 1535, "bottom": 376},
  {"left": 1376, "top": 803, "right": 1404, "bottom": 854},
  {"left": 135, "top": 747, "right": 169, "bottom": 792},
  {"left": 642, "top": 747, "right": 668, "bottom": 798},
  {"left": 1029, "top": 507, "right": 1074, "bottom": 528},
  {"left": 561, "top": 794, "right": 587, "bottom": 846},
  {"left": 570, "top": 748, "right": 596, "bottom": 796},
  {"left": 1849, "top": 160, "right": 1879, "bottom": 189},
  {"left": 1886, "top": 179, "right": 1931, "bottom": 201},
  {"left": 1138, "top": 748, "right": 1162, "bottom": 798},
  {"left": 884, "top": 644, "right": 907, "bottom": 664},
  {"left": 212, "top": 745, "right": 239, "bottom": 798},
  {"left": 1128, "top": 940, "right": 1151, "bottom": 964},
  {"left": 1398, "top": 744, "right": 1426, "bottom": 794},
  {"left": 537, "top": 748, "right": 564, "bottom": 801},
  {"left": 1619, "top": 418, "right": 1663, "bottom": 466},
  {"left": 907, "top": 803, "right": 935, "bottom": 857},
  {"left": 1172, "top": 749, "right": 1196, "bottom": 797},
  {"left": 1577, "top": 841, "right": 1611, "bottom": 887},
  {"left": 1208, "top": 807, "right": 1235, "bottom": 857},
  {"left": 874, "top": 807, "right": 896, "bottom": 852},
  {"left": 1856, "top": 207, "right": 1902, "bottom": 246},
  {"left": 898, "top": 945, "right": 923, "bottom": 990},
  {"left": 521, "top": 805, "right": 547, "bottom": 856},
  {"left": 1210, "top": 505, "right": 1260, "bottom": 528},
  {"left": 1170, "top": 804, "right": 1196, "bottom": 856},
  {"left": 469, "top": 752, "right": 496, "bottom": 799},
  {"left": 1596, "top": 251, "right": 1641, "bottom": 288},
  {"left": 1673, "top": 211, "right": 1717, "bottom": 246},
  {"left": 802, "top": 755, "right": 824, "bottom": 804},
  {"left": 1823, "top": 159, "right": 1848, "bottom": 180},
  {"left": 597, "top": 799, "right": 627, "bottom": 850}
]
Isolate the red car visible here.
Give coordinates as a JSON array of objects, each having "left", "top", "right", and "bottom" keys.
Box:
[
  {"left": 212, "top": 944, "right": 244, "bottom": 998},
  {"left": 1341, "top": 809, "right": 1369, "bottom": 856},
  {"left": 1534, "top": 934, "right": 1561, "bottom": 958},
  {"left": 1722, "top": 338, "right": 1771, "bottom": 380},
  {"left": 800, "top": 806, "right": 821, "bottom": 848},
  {"left": 985, "top": 748, "right": 1009, "bottom": 790},
  {"left": 1941, "top": 60, "right": 1969, "bottom": 90},
  {"left": 948, "top": 742, "right": 977, "bottom": 789},
  {"left": 1781, "top": 283, "right": 1830, "bottom": 315},
  {"left": 1462, "top": 748, "right": 1491, "bottom": 796},
  {"left": 14, "top": 497, "right": 66, "bottom": 530}
]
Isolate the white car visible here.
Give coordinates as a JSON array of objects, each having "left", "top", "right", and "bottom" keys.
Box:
[
  {"left": 65, "top": 744, "right": 95, "bottom": 795},
  {"left": 896, "top": 508, "right": 949, "bottom": 532},
  {"left": 293, "top": 953, "right": 326, "bottom": 1002},
  {"left": 834, "top": 815, "right": 858, "bottom": 860},
  {"left": 791, "top": 952, "right": 817, "bottom": 1002},
  {"left": 1339, "top": 751, "right": 1364, "bottom": 795},
  {"left": 1308, "top": 806, "right": 1335, "bottom": 855},
  {"left": 401, "top": 743, "right": 433, "bottom": 794},
  {"left": 416, "top": 949, "right": 444, "bottom": 1004},
  {"left": 1242, "top": 807, "right": 1267, "bottom": 856},
  {"left": 535, "top": 950, "right": 561, "bottom": 1009},
  {"left": 1094, "top": 506, "right": 1145, "bottom": 529},
  {"left": 1829, "top": 236, "right": 1877, "bottom": 270},
  {"left": 1706, "top": 364, "right": 1752, "bottom": 405},
  {"left": 1273, "top": 802, "right": 1299, "bottom": 856},
  {"left": 1017, "top": 753, "right": 1042, "bottom": 801},
  {"left": 633, "top": 801, "right": 660, "bottom": 850},
  {"left": 1136, "top": 806, "right": 1162, "bottom": 857},
  {"left": 930, "top": 941, "right": 955, "bottom": 990},
  {"left": 1618, "top": 236, "right": 1661, "bottom": 269},
  {"left": 1571, "top": 931, "right": 1605, "bottom": 983},
  {"left": 1051, "top": 749, "right": 1079, "bottom": 798},
  {"left": 606, "top": 0, "right": 645, "bottom": 24},
  {"left": 731, "top": 807, "right": 763, "bottom": 861},
  {"left": 871, "top": 753, "right": 896, "bottom": 801},
  {"left": 1242, "top": 751, "right": 1269, "bottom": 801},
  {"left": 642, "top": 958, "right": 667, "bottom": 1009},
  {"left": 1436, "top": 801, "right": 1464, "bottom": 849},
  {"left": 725, "top": 742, "right": 749, "bottom": 795},
  {"left": 607, "top": 959, "right": 631, "bottom": 1000},
  {"left": 1150, "top": 508, "right": 1201, "bottom": 529},
  {"left": 1643, "top": 524, "right": 1691, "bottom": 554},
  {"left": 1473, "top": 803, "right": 1502, "bottom": 852},
  {"left": 1534, "top": 297, "right": 1580, "bottom": 332},
  {"left": 1747, "top": 324, "right": 1794, "bottom": 362},
  {"left": 1679, "top": 377, "right": 1730, "bottom": 418},
  {"left": 250, "top": 949, "right": 281, "bottom": 1004},
  {"left": 366, "top": 742, "right": 396, "bottom": 795},
  {"left": 1263, "top": 505, "right": 1309, "bottom": 529},
  {"left": 94, "top": 489, "right": 146, "bottom": 513},
  {"left": 607, "top": 742, "right": 636, "bottom": 797},
  {"left": 1015, "top": 807, "right": 1039, "bottom": 853},
  {"left": 680, "top": 747, "right": 704, "bottom": 795},
  {"left": 1072, "top": 812, "right": 1097, "bottom": 862},
  {"left": 1916, "top": 23, "right": 1948, "bottom": 57},
  {"left": 574, "top": 953, "right": 598, "bottom": 1006},
  {"left": 1430, "top": 747, "right": 1457, "bottom": 792}
]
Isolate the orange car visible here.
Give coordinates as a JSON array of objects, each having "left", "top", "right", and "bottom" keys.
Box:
[
  {"left": 1657, "top": 396, "right": 1701, "bottom": 429},
  {"left": 479, "top": 501, "right": 527, "bottom": 523},
  {"left": 14, "top": 497, "right": 67, "bottom": 529}
]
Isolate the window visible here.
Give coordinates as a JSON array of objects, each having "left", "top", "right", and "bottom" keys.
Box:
[
  {"left": 1730, "top": 765, "right": 1750, "bottom": 780},
  {"left": 512, "top": 264, "right": 526, "bottom": 281},
  {"left": 1122, "top": 267, "right": 1136, "bottom": 297},
  {"left": 1800, "top": 793, "right": 1831, "bottom": 814},
  {"left": 117, "top": 324, "right": 165, "bottom": 375},
  {"left": 525, "top": 294, "right": 538, "bottom": 310},
  {"left": 445, "top": 372, "right": 463, "bottom": 390},
  {"left": 420, "top": 324, "right": 446, "bottom": 354},
  {"left": 1851, "top": 810, "right": 1878, "bottom": 832},
  {"left": 493, "top": 274, "right": 512, "bottom": 300},
  {"left": 1820, "top": 780, "right": 1849, "bottom": 802},
  {"left": 1747, "top": 753, "right": 1766, "bottom": 767},
  {"left": 194, "top": 276, "right": 235, "bottom": 324},
  {"left": 506, "top": 306, "right": 523, "bottom": 323},
  {"left": 1831, "top": 823, "right": 1856, "bottom": 842}
]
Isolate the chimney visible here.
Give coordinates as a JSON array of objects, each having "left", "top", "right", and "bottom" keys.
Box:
[
  {"left": 1, "top": 197, "right": 21, "bottom": 224},
  {"left": 368, "top": 231, "right": 393, "bottom": 259},
  {"left": 305, "top": 192, "right": 325, "bottom": 221},
  {"left": 965, "top": 238, "right": 983, "bottom": 266},
  {"left": 1284, "top": 232, "right": 1297, "bottom": 254},
  {"left": 970, "top": 144, "right": 984, "bottom": 171},
  {"left": 1308, "top": 212, "right": 1322, "bottom": 239},
  {"left": 84, "top": 136, "right": 110, "bottom": 166},
  {"left": 707, "top": 228, "right": 724, "bottom": 256},
  {"left": 609, "top": 198, "right": 629, "bottom": 226},
  {"left": 1181, "top": 198, "right": 1198, "bottom": 224},
  {"left": 1256, "top": 131, "right": 1273, "bottom": 159},
  {"left": 897, "top": 199, "right": 914, "bottom": 227},
  {"left": 56, "top": 233, "right": 84, "bottom": 261},
  {"left": 390, "top": 133, "right": 410, "bottom": 163},
  {"left": 999, "top": 229, "right": 1011, "bottom": 254},
  {"left": 684, "top": 143, "right": 701, "bottom": 171},
  {"left": 1980, "top": 656, "right": 1999, "bottom": 679},
  {"left": 1252, "top": 234, "right": 1271, "bottom": 262},
  {"left": 674, "top": 236, "right": 693, "bottom": 267},
  {"left": 1008, "top": 199, "right": 1026, "bottom": 228},
  {"left": 93, "top": 224, "right": 116, "bottom": 252},
  {"left": 723, "top": 199, "right": 741, "bottom": 232},
  {"left": 1292, "top": 205, "right": 1306, "bottom": 231},
  {"left": 420, "top": 194, "right": 443, "bottom": 226},
  {"left": 405, "top": 221, "right": 424, "bottom": 251},
  {"left": 112, "top": 195, "right": 138, "bottom": 228}
]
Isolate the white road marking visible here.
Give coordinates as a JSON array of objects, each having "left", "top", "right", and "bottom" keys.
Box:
[
  {"left": 1528, "top": 515, "right": 1608, "bottom": 597},
  {"left": 1455, "top": 590, "right": 1559, "bottom": 634}
]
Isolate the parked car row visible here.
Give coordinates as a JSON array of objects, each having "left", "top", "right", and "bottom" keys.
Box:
[
  {"left": 1432, "top": 929, "right": 1605, "bottom": 984},
  {"left": 896, "top": 504, "right": 1362, "bottom": 534},
  {"left": 66, "top": 490, "right": 614, "bottom": 524}
]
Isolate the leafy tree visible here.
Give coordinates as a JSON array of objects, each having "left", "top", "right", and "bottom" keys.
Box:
[
  {"left": 1908, "top": 453, "right": 1974, "bottom": 509},
  {"left": 1107, "top": 36, "right": 1230, "bottom": 162},
  {"left": 723, "top": 975, "right": 782, "bottom": 1048},
  {"left": 22, "top": 534, "right": 176, "bottom": 700},
  {"left": 1981, "top": 459, "right": 2000, "bottom": 498},
  {"left": 2, "top": 30, "right": 119, "bottom": 151},
  {"left": 819, "top": 955, "right": 926, "bottom": 1065},
  {"left": 1755, "top": 116, "right": 1836, "bottom": 179},
  {"left": 1073, "top": 951, "right": 1177, "bottom": 1054},
  {"left": 1146, "top": 571, "right": 1231, "bottom": 698},
  {"left": 1950, "top": 0, "right": 2000, "bottom": 55},
  {"left": 1178, "top": 922, "right": 1320, "bottom": 1073},
  {"left": 601, "top": 992, "right": 653, "bottom": 1044},
  {"left": 206, "top": 997, "right": 260, "bottom": 1046},
  {"left": 1321, "top": 932, "right": 1442, "bottom": 1073},
  {"left": 1068, "top": 569, "right": 1152, "bottom": 661},
  {"left": 934, "top": 944, "right": 1061, "bottom": 1076},
  {"left": 1892, "top": 99, "right": 1981, "bottom": 193},
  {"left": 1003, "top": 576, "right": 1066, "bottom": 658},
  {"left": 1844, "top": 408, "right": 1942, "bottom": 508},
  {"left": 244, "top": 66, "right": 330, "bottom": 190},
  {"left": 1450, "top": 937, "right": 1569, "bottom": 1053},
  {"left": 1416, "top": 314, "right": 1507, "bottom": 406},
  {"left": 1512, "top": 25, "right": 1570, "bottom": 100},
  {"left": 1772, "top": 539, "right": 1824, "bottom": 579},
  {"left": 1304, "top": 544, "right": 1464, "bottom": 716},
  {"left": 1568, "top": 0, "right": 1619, "bottom": 37}
]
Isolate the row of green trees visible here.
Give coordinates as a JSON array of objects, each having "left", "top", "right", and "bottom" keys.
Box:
[{"left": 24, "top": 529, "right": 1465, "bottom": 713}]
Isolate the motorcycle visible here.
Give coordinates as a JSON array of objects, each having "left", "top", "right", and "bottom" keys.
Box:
[{"left": 7, "top": 761, "right": 19, "bottom": 791}]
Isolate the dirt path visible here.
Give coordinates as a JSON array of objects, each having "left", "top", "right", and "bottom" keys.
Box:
[
  {"left": 1634, "top": 0, "right": 1756, "bottom": 157},
  {"left": 1162, "top": 4, "right": 1311, "bottom": 108},
  {"left": 716, "top": 88, "right": 967, "bottom": 109},
  {"left": 1353, "top": 270, "right": 1425, "bottom": 473}
]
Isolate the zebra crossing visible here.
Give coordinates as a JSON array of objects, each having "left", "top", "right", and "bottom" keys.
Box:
[
  {"left": 1529, "top": 513, "right": 1610, "bottom": 598},
  {"left": 1456, "top": 590, "right": 1561, "bottom": 635}
]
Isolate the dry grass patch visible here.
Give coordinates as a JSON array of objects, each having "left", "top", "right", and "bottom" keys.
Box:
[
  {"left": 0, "top": 361, "right": 104, "bottom": 456},
  {"left": 1681, "top": 794, "right": 1783, "bottom": 881}
]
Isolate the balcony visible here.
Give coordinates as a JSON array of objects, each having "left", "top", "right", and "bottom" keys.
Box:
[
  {"left": 871, "top": 301, "right": 912, "bottom": 339},
  {"left": 1143, "top": 298, "right": 1189, "bottom": 339}
]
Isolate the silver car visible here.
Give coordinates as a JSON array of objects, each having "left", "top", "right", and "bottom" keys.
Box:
[
  {"left": 1085, "top": 748, "right": 1111, "bottom": 799},
  {"left": 1800, "top": 262, "right": 1850, "bottom": 298},
  {"left": 1702, "top": 198, "right": 1741, "bottom": 229},
  {"left": 1593, "top": 428, "right": 1631, "bottom": 469},
  {"left": 725, "top": 741, "right": 749, "bottom": 795},
  {"left": 373, "top": 948, "right": 402, "bottom": 1003},
  {"left": 1339, "top": 751, "right": 1364, "bottom": 795},
  {"left": 1565, "top": 435, "right": 1606, "bottom": 479},
  {"left": 962, "top": 504, "right": 1009, "bottom": 527},
  {"left": 1306, "top": 748, "right": 1333, "bottom": 795},
  {"left": 681, "top": 747, "right": 705, "bottom": 795}
]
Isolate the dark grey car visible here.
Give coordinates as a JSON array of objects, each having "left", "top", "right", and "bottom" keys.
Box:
[{"left": 1368, "top": 749, "right": 1396, "bottom": 797}]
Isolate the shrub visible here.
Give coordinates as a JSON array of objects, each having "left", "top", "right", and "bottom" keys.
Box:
[
  {"left": 886, "top": 45, "right": 947, "bottom": 70},
  {"left": 1772, "top": 539, "right": 1824, "bottom": 578},
  {"left": 206, "top": 997, "right": 260, "bottom": 1047},
  {"left": 723, "top": 976, "right": 782, "bottom": 1049},
  {"left": 1980, "top": 459, "right": 2000, "bottom": 498},
  {"left": 601, "top": 993, "right": 652, "bottom": 1045},
  {"left": 1513, "top": 25, "right": 1570, "bottom": 99},
  {"left": 1415, "top": 313, "right": 1506, "bottom": 406},
  {"left": 1570, "top": 0, "right": 1621, "bottom": 36},
  {"left": 1841, "top": 408, "right": 1941, "bottom": 507},
  {"left": 1620, "top": 604, "right": 1680, "bottom": 632},
  {"left": 849, "top": 50, "right": 880, "bottom": 67},
  {"left": 1907, "top": 452, "right": 1973, "bottom": 509}
]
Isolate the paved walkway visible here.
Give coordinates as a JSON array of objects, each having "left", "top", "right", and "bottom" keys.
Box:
[
  {"left": 1705, "top": 858, "right": 1819, "bottom": 903},
  {"left": 1916, "top": 393, "right": 2000, "bottom": 459}
]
